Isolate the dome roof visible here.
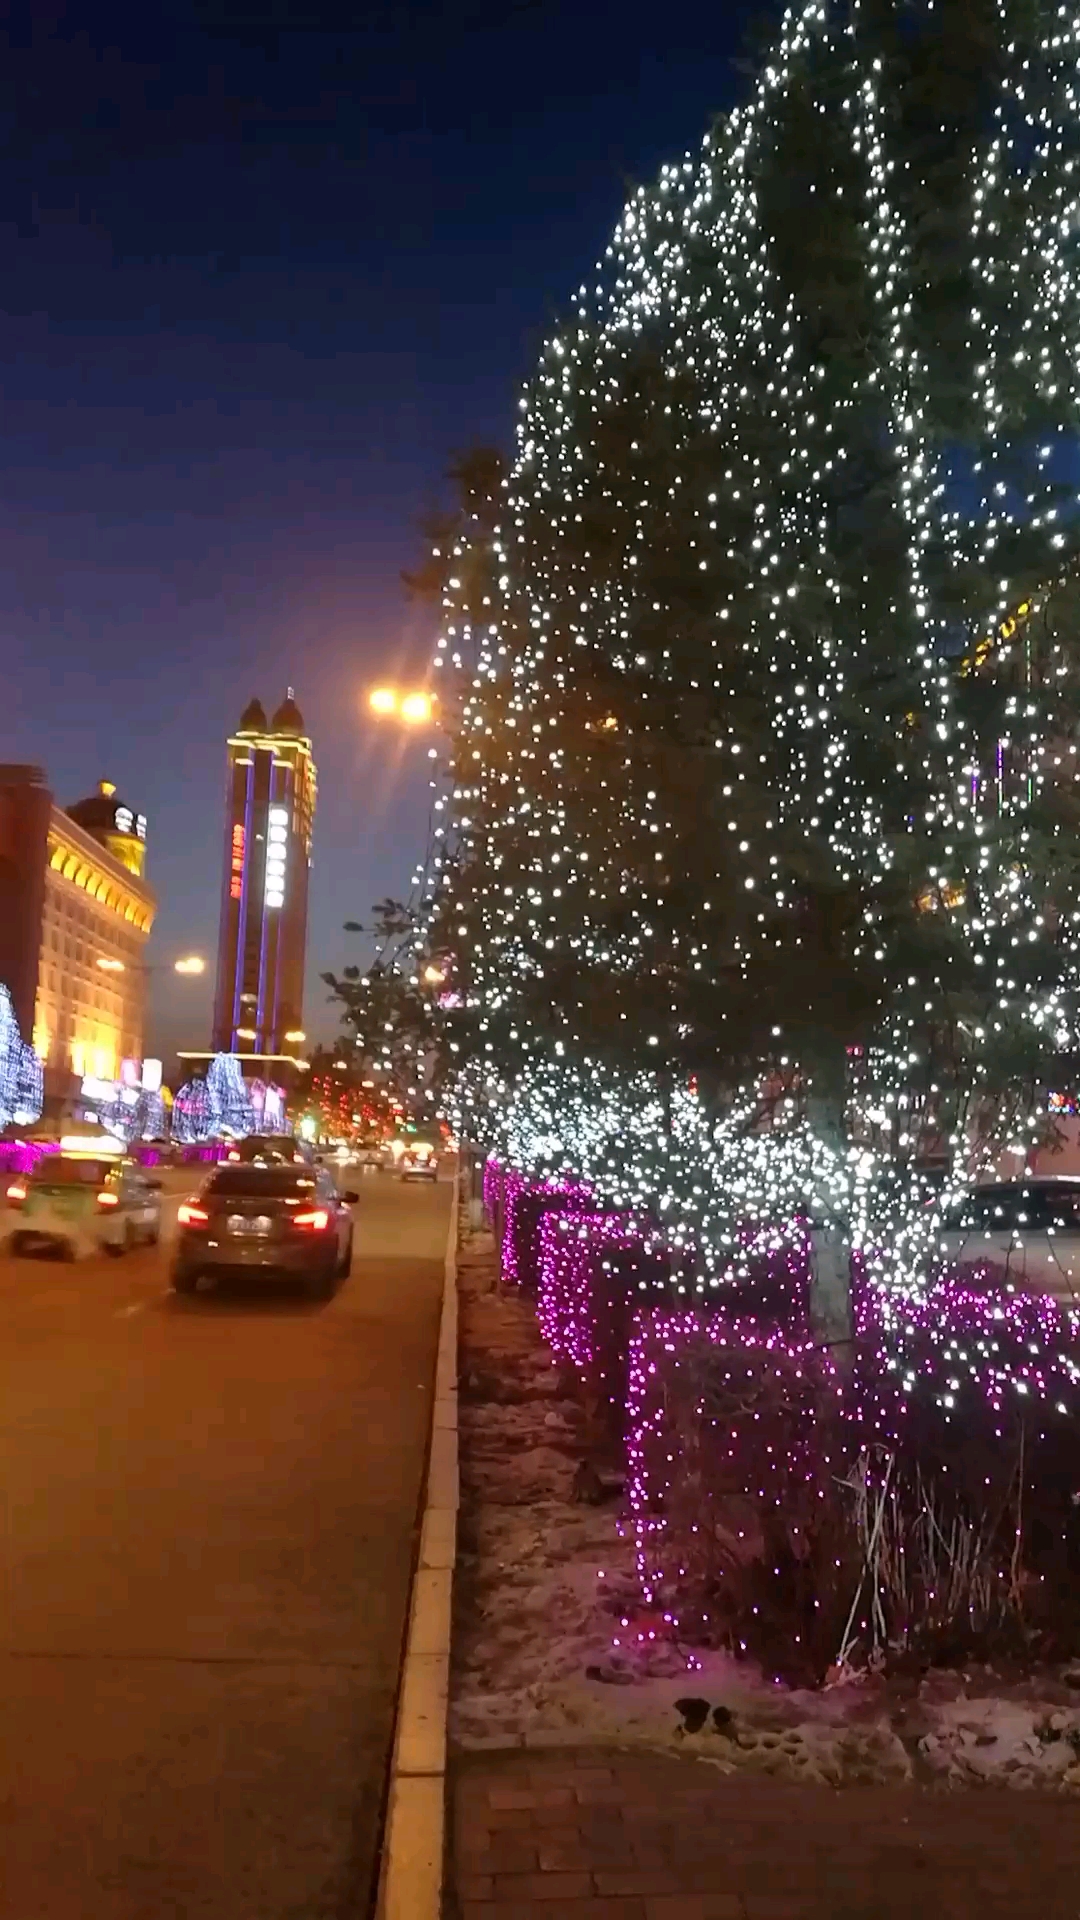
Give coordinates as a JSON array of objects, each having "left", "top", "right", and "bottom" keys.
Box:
[
  {"left": 271, "top": 689, "right": 304, "bottom": 734},
  {"left": 238, "top": 697, "right": 268, "bottom": 733},
  {"left": 66, "top": 780, "right": 137, "bottom": 836}
]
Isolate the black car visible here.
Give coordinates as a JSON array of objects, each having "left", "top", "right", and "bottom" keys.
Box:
[
  {"left": 224, "top": 1134, "right": 309, "bottom": 1166},
  {"left": 172, "top": 1163, "right": 358, "bottom": 1297}
]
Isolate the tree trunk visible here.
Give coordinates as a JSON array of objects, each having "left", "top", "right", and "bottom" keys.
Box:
[{"left": 805, "top": 1039, "right": 854, "bottom": 1365}]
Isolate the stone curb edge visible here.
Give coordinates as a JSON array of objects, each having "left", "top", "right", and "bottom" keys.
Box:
[{"left": 375, "top": 1162, "right": 460, "bottom": 1920}]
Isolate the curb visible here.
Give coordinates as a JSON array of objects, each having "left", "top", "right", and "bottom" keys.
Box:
[{"left": 376, "top": 1165, "right": 460, "bottom": 1920}]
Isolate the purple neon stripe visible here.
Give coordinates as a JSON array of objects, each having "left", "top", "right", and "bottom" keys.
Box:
[{"left": 231, "top": 757, "right": 255, "bottom": 1046}]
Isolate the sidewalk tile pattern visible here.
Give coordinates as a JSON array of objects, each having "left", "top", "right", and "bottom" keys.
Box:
[{"left": 448, "top": 1747, "right": 1080, "bottom": 1919}]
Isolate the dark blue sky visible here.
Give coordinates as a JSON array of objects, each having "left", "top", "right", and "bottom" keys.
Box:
[{"left": 0, "top": 0, "right": 749, "bottom": 1060}]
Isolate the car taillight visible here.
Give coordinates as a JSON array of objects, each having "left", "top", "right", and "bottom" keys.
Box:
[
  {"left": 97, "top": 1190, "right": 120, "bottom": 1209},
  {"left": 6, "top": 1182, "right": 26, "bottom": 1205},
  {"left": 293, "top": 1208, "right": 331, "bottom": 1231},
  {"left": 177, "top": 1202, "right": 209, "bottom": 1226}
]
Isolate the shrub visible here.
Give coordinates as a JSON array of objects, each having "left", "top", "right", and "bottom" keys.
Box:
[
  {"left": 538, "top": 1210, "right": 669, "bottom": 1441},
  {"left": 624, "top": 1281, "right": 1080, "bottom": 1685}
]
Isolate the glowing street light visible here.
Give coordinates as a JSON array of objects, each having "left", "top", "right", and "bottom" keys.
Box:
[
  {"left": 367, "top": 686, "right": 435, "bottom": 725},
  {"left": 423, "top": 965, "right": 446, "bottom": 986},
  {"left": 97, "top": 953, "right": 206, "bottom": 976}
]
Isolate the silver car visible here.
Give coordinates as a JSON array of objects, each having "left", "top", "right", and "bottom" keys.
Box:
[
  {"left": 7, "top": 1154, "right": 163, "bottom": 1259},
  {"left": 936, "top": 1178, "right": 1080, "bottom": 1302}
]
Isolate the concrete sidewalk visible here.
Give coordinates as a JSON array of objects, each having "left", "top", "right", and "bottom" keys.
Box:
[{"left": 448, "top": 1746, "right": 1080, "bottom": 1919}]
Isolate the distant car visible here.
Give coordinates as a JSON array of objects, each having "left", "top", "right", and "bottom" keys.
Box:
[
  {"left": 400, "top": 1143, "right": 439, "bottom": 1183},
  {"left": 936, "top": 1178, "right": 1080, "bottom": 1302},
  {"left": 226, "top": 1135, "right": 307, "bottom": 1167},
  {"left": 171, "top": 1162, "right": 359, "bottom": 1297},
  {"left": 6, "top": 1154, "right": 162, "bottom": 1259}
]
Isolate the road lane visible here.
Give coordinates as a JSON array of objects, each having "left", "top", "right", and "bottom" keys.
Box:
[{"left": 0, "top": 1169, "right": 450, "bottom": 1919}]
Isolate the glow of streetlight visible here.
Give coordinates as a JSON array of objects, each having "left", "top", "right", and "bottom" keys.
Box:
[
  {"left": 368, "top": 685, "right": 434, "bottom": 725},
  {"left": 423, "top": 964, "right": 446, "bottom": 985},
  {"left": 174, "top": 955, "right": 206, "bottom": 975}
]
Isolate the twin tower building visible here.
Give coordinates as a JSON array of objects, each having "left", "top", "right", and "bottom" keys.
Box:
[{"left": 210, "top": 691, "right": 317, "bottom": 1066}]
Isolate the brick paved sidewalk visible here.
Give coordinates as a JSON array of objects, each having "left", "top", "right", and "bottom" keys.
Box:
[{"left": 448, "top": 1746, "right": 1080, "bottom": 1920}]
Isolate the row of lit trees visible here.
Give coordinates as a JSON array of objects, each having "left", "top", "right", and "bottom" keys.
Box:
[{"left": 428, "top": 0, "right": 1080, "bottom": 1329}]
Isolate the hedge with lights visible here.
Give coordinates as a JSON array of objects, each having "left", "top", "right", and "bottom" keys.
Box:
[{"left": 624, "top": 1285, "right": 1080, "bottom": 1684}]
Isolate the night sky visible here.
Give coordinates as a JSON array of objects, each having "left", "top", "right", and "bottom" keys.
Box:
[{"left": 0, "top": 0, "right": 750, "bottom": 1063}]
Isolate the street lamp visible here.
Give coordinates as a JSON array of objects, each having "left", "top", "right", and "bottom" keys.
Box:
[
  {"left": 367, "top": 686, "right": 435, "bottom": 725},
  {"left": 96, "top": 953, "right": 207, "bottom": 976}
]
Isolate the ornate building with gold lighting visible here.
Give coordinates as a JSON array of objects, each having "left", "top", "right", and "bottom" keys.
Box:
[{"left": 27, "top": 780, "right": 155, "bottom": 1097}]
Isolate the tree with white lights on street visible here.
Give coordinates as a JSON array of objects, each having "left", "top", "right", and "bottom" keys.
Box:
[{"left": 437, "top": 0, "right": 1080, "bottom": 1329}]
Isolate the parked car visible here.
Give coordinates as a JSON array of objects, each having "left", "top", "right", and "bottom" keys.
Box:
[
  {"left": 6, "top": 1153, "right": 162, "bottom": 1259},
  {"left": 936, "top": 1177, "right": 1080, "bottom": 1302},
  {"left": 400, "top": 1142, "right": 439, "bottom": 1183},
  {"left": 171, "top": 1162, "right": 358, "bottom": 1297}
]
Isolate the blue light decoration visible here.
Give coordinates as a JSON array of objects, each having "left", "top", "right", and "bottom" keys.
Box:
[
  {"left": 206, "top": 1052, "right": 256, "bottom": 1136},
  {"left": 0, "top": 983, "right": 43, "bottom": 1131},
  {"left": 171, "top": 1076, "right": 213, "bottom": 1144},
  {"left": 131, "top": 1087, "right": 167, "bottom": 1142}
]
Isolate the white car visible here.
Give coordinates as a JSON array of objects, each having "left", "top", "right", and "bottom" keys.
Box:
[
  {"left": 400, "top": 1143, "right": 439, "bottom": 1183},
  {"left": 936, "top": 1178, "right": 1080, "bottom": 1302}
]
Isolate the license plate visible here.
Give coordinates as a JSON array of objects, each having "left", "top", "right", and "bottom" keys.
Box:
[{"left": 228, "top": 1214, "right": 272, "bottom": 1236}]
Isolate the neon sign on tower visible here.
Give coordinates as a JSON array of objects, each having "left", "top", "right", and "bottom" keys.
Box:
[{"left": 211, "top": 692, "right": 316, "bottom": 1059}]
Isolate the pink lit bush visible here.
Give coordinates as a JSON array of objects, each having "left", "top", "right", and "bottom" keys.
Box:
[
  {"left": 481, "top": 1160, "right": 1080, "bottom": 1678},
  {"left": 537, "top": 1209, "right": 668, "bottom": 1438},
  {"left": 501, "top": 1173, "right": 590, "bottom": 1289},
  {"left": 625, "top": 1307, "right": 855, "bottom": 1684},
  {"left": 623, "top": 1280, "right": 1080, "bottom": 1683}
]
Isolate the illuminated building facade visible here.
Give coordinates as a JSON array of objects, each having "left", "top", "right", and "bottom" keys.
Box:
[
  {"left": 211, "top": 692, "right": 316, "bottom": 1060},
  {"left": 34, "top": 781, "right": 156, "bottom": 1093}
]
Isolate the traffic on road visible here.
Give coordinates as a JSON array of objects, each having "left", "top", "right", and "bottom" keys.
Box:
[{"left": 0, "top": 1147, "right": 452, "bottom": 1920}]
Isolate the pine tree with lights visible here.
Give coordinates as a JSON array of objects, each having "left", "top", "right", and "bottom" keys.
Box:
[{"left": 439, "top": 0, "right": 1080, "bottom": 1330}]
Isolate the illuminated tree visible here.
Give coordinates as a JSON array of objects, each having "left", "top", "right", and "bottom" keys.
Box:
[
  {"left": 323, "top": 898, "right": 450, "bottom": 1120},
  {"left": 206, "top": 1052, "right": 256, "bottom": 1136},
  {"left": 0, "top": 985, "right": 43, "bottom": 1131},
  {"left": 439, "top": 0, "right": 1080, "bottom": 1328},
  {"left": 171, "top": 1076, "right": 213, "bottom": 1144}
]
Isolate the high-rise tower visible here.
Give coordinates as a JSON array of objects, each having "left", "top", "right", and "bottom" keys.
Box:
[{"left": 211, "top": 691, "right": 316, "bottom": 1059}]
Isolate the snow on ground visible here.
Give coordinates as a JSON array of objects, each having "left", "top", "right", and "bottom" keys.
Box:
[{"left": 450, "top": 1227, "right": 1080, "bottom": 1788}]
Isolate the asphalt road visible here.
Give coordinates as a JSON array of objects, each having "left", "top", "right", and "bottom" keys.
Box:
[{"left": 0, "top": 1166, "right": 451, "bottom": 1920}]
